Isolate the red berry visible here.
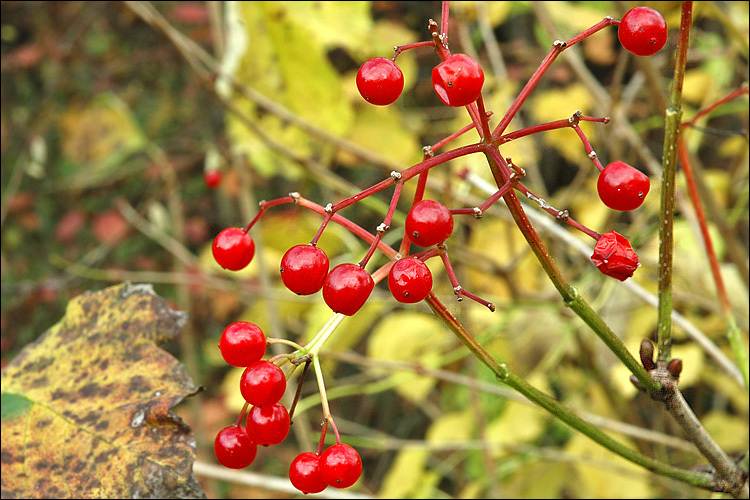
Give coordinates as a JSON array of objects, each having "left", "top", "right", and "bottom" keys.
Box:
[
  {"left": 214, "top": 425, "right": 257, "bottom": 469},
  {"left": 319, "top": 444, "right": 362, "bottom": 489},
  {"left": 597, "top": 161, "right": 650, "bottom": 211},
  {"left": 204, "top": 170, "right": 222, "bottom": 189},
  {"left": 322, "top": 264, "right": 374, "bottom": 316},
  {"left": 240, "top": 360, "right": 287, "bottom": 406},
  {"left": 590, "top": 231, "right": 640, "bottom": 281},
  {"left": 618, "top": 7, "right": 667, "bottom": 57},
  {"left": 432, "top": 53, "right": 485, "bottom": 107},
  {"left": 356, "top": 57, "right": 404, "bottom": 106},
  {"left": 290, "top": 452, "right": 328, "bottom": 494},
  {"left": 388, "top": 258, "right": 433, "bottom": 303},
  {"left": 245, "top": 402, "right": 290, "bottom": 446},
  {"left": 405, "top": 199, "right": 454, "bottom": 247},
  {"left": 212, "top": 227, "right": 255, "bottom": 271},
  {"left": 218, "top": 321, "right": 266, "bottom": 367},
  {"left": 280, "top": 244, "right": 330, "bottom": 295}
]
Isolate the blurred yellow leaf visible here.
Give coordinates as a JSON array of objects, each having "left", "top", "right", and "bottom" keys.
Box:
[
  {"left": 58, "top": 94, "right": 145, "bottom": 187},
  {"left": 701, "top": 412, "right": 750, "bottom": 453},
  {"left": 528, "top": 83, "right": 594, "bottom": 164},
  {"left": 486, "top": 400, "right": 546, "bottom": 456},
  {"left": 340, "top": 104, "right": 422, "bottom": 167},
  {"left": 367, "top": 311, "right": 450, "bottom": 402},
  {"left": 378, "top": 448, "right": 429, "bottom": 499},
  {"left": 566, "top": 432, "right": 653, "bottom": 498}
]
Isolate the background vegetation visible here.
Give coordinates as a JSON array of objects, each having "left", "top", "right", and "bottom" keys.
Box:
[{"left": 1, "top": 1, "right": 748, "bottom": 498}]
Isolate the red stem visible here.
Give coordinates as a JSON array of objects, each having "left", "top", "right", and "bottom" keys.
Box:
[
  {"left": 676, "top": 136, "right": 731, "bottom": 314},
  {"left": 681, "top": 85, "right": 749, "bottom": 129},
  {"left": 491, "top": 17, "right": 618, "bottom": 139}
]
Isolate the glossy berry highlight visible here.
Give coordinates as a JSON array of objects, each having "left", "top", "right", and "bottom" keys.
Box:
[
  {"left": 322, "top": 264, "right": 374, "bottom": 316},
  {"left": 405, "top": 199, "right": 454, "bottom": 247},
  {"left": 240, "top": 360, "right": 287, "bottom": 406},
  {"left": 290, "top": 452, "right": 328, "bottom": 494},
  {"left": 246, "top": 402, "right": 290, "bottom": 446},
  {"left": 590, "top": 231, "right": 640, "bottom": 281},
  {"left": 280, "top": 244, "right": 330, "bottom": 295},
  {"left": 356, "top": 57, "right": 404, "bottom": 106},
  {"left": 212, "top": 227, "right": 255, "bottom": 271},
  {"left": 618, "top": 6, "right": 668, "bottom": 57},
  {"left": 432, "top": 53, "right": 485, "bottom": 107},
  {"left": 597, "top": 161, "right": 650, "bottom": 211},
  {"left": 219, "top": 321, "right": 266, "bottom": 367},
  {"left": 320, "top": 444, "right": 363, "bottom": 489},
  {"left": 214, "top": 425, "right": 257, "bottom": 469},
  {"left": 388, "top": 257, "right": 433, "bottom": 303}
]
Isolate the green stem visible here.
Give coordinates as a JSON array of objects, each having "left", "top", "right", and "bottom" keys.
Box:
[
  {"left": 425, "top": 294, "right": 718, "bottom": 491},
  {"left": 657, "top": 1, "right": 692, "bottom": 361}
]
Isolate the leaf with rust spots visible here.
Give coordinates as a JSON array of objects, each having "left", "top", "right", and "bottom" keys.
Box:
[{"left": 0, "top": 283, "right": 205, "bottom": 499}]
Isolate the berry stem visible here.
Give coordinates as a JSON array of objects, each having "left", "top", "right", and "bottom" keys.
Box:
[
  {"left": 266, "top": 337, "right": 305, "bottom": 351},
  {"left": 393, "top": 41, "right": 435, "bottom": 61},
  {"left": 568, "top": 111, "right": 606, "bottom": 172},
  {"left": 359, "top": 179, "right": 405, "bottom": 268},
  {"left": 440, "top": 1, "right": 449, "bottom": 40},
  {"left": 512, "top": 182, "right": 602, "bottom": 240},
  {"left": 312, "top": 353, "right": 338, "bottom": 442},
  {"left": 234, "top": 402, "right": 250, "bottom": 427},
  {"left": 450, "top": 175, "right": 515, "bottom": 218},
  {"left": 437, "top": 246, "right": 495, "bottom": 311},
  {"left": 493, "top": 114, "right": 610, "bottom": 147},
  {"left": 681, "top": 84, "right": 749, "bottom": 129},
  {"left": 491, "top": 17, "right": 618, "bottom": 140},
  {"left": 243, "top": 195, "right": 297, "bottom": 232},
  {"left": 287, "top": 357, "right": 311, "bottom": 422},
  {"left": 430, "top": 113, "right": 492, "bottom": 153},
  {"left": 475, "top": 93, "right": 493, "bottom": 142},
  {"left": 429, "top": 19, "right": 451, "bottom": 61},
  {"left": 309, "top": 212, "right": 333, "bottom": 247}
]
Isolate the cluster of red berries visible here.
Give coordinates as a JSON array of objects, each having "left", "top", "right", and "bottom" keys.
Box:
[
  {"left": 213, "top": 321, "right": 363, "bottom": 493},
  {"left": 213, "top": 322, "right": 288, "bottom": 469},
  {"left": 213, "top": 198, "right": 453, "bottom": 316},
  {"left": 356, "top": 52, "right": 485, "bottom": 109},
  {"left": 209, "top": 4, "right": 670, "bottom": 491}
]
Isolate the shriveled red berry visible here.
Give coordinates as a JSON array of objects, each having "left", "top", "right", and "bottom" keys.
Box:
[
  {"left": 590, "top": 231, "right": 640, "bottom": 281},
  {"left": 319, "top": 444, "right": 362, "bottom": 489},
  {"left": 218, "top": 321, "right": 266, "bottom": 367},
  {"left": 212, "top": 227, "right": 255, "bottom": 271},
  {"left": 290, "top": 452, "right": 328, "bottom": 494},
  {"left": 597, "top": 161, "right": 650, "bottom": 211},
  {"left": 356, "top": 57, "right": 404, "bottom": 106},
  {"left": 432, "top": 53, "right": 485, "bottom": 107},
  {"left": 246, "top": 402, "right": 290, "bottom": 446},
  {"left": 405, "top": 199, "right": 454, "bottom": 247},
  {"left": 214, "top": 425, "right": 257, "bottom": 469},
  {"left": 204, "top": 170, "right": 222, "bottom": 189},
  {"left": 240, "top": 360, "right": 286, "bottom": 406},
  {"left": 388, "top": 258, "right": 433, "bottom": 303},
  {"left": 322, "top": 264, "right": 374, "bottom": 316},
  {"left": 280, "top": 244, "right": 330, "bottom": 295},
  {"left": 618, "top": 6, "right": 668, "bottom": 57}
]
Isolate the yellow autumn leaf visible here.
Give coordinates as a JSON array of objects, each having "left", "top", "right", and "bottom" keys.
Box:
[
  {"left": 0, "top": 284, "right": 202, "bottom": 499},
  {"left": 367, "top": 311, "right": 451, "bottom": 402}
]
